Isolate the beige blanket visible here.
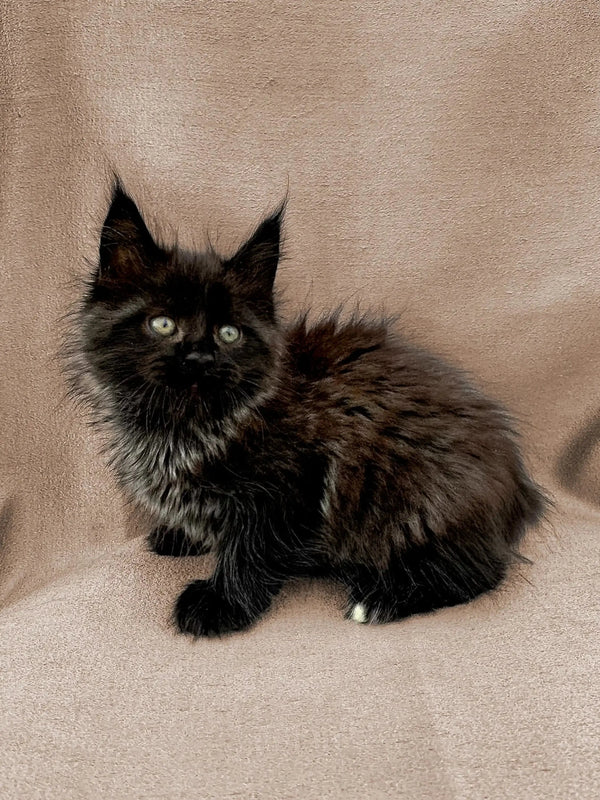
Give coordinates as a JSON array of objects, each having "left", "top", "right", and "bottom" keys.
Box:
[{"left": 1, "top": 2, "right": 599, "bottom": 797}]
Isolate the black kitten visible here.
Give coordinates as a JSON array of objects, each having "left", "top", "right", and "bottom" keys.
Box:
[{"left": 68, "top": 183, "right": 546, "bottom": 636}]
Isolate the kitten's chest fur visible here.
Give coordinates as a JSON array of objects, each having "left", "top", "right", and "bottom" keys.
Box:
[{"left": 113, "top": 423, "right": 229, "bottom": 545}]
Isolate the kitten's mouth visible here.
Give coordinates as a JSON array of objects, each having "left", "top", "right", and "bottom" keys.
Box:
[{"left": 169, "top": 372, "right": 222, "bottom": 396}]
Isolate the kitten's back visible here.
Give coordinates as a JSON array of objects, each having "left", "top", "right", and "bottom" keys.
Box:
[{"left": 282, "top": 313, "right": 545, "bottom": 562}]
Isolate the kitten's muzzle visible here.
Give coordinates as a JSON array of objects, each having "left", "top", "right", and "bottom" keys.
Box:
[
  {"left": 176, "top": 350, "right": 218, "bottom": 387},
  {"left": 183, "top": 351, "right": 215, "bottom": 367}
]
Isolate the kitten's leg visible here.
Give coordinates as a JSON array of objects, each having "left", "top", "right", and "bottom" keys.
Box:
[
  {"left": 175, "top": 510, "right": 288, "bottom": 637},
  {"left": 147, "top": 526, "right": 210, "bottom": 557},
  {"left": 342, "top": 545, "right": 508, "bottom": 624}
]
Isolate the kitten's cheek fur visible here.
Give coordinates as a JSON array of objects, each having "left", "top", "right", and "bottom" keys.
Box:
[{"left": 174, "top": 580, "right": 255, "bottom": 637}]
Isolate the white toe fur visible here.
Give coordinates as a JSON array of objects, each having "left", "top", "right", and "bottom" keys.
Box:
[{"left": 350, "top": 602, "right": 368, "bottom": 623}]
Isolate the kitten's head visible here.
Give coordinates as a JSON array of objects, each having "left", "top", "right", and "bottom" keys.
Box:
[{"left": 76, "top": 184, "right": 284, "bottom": 427}]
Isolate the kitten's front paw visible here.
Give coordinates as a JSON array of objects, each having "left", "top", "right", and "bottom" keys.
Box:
[
  {"left": 148, "top": 526, "right": 210, "bottom": 557},
  {"left": 175, "top": 580, "right": 253, "bottom": 637}
]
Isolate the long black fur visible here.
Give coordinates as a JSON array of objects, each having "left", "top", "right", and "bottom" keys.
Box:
[{"left": 66, "top": 183, "right": 547, "bottom": 636}]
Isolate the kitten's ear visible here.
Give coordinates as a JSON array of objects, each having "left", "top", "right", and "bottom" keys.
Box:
[
  {"left": 225, "top": 205, "right": 284, "bottom": 295},
  {"left": 98, "top": 184, "right": 159, "bottom": 282}
]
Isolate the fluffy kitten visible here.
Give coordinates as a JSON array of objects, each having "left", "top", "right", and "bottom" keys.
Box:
[{"left": 69, "top": 184, "right": 546, "bottom": 636}]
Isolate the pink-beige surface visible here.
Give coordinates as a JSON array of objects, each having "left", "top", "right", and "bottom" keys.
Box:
[{"left": 1, "top": 2, "right": 598, "bottom": 798}]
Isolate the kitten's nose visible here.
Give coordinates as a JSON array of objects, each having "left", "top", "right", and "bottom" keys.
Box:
[{"left": 184, "top": 351, "right": 214, "bottom": 366}]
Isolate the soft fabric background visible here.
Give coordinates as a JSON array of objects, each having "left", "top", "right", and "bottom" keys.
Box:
[{"left": 1, "top": 2, "right": 599, "bottom": 798}]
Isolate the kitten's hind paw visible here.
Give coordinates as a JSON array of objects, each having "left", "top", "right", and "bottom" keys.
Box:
[
  {"left": 345, "top": 599, "right": 401, "bottom": 624},
  {"left": 175, "top": 580, "right": 254, "bottom": 638},
  {"left": 344, "top": 588, "right": 401, "bottom": 624},
  {"left": 148, "top": 526, "right": 210, "bottom": 557},
  {"left": 348, "top": 602, "right": 370, "bottom": 624},
  {"left": 346, "top": 600, "right": 385, "bottom": 624}
]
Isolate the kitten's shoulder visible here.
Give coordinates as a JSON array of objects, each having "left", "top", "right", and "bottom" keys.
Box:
[{"left": 284, "top": 311, "right": 396, "bottom": 379}]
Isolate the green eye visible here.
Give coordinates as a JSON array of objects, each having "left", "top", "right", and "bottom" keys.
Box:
[
  {"left": 217, "top": 324, "right": 241, "bottom": 344},
  {"left": 149, "top": 316, "right": 177, "bottom": 336}
]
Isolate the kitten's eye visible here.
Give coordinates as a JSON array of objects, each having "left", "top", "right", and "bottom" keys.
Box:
[
  {"left": 149, "top": 316, "right": 177, "bottom": 336},
  {"left": 217, "top": 324, "right": 241, "bottom": 344}
]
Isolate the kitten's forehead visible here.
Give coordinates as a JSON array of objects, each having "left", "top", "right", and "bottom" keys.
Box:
[
  {"left": 167, "top": 246, "right": 223, "bottom": 275},
  {"left": 148, "top": 249, "right": 230, "bottom": 312},
  {"left": 162, "top": 246, "right": 224, "bottom": 284}
]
